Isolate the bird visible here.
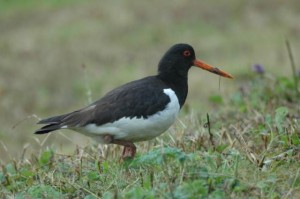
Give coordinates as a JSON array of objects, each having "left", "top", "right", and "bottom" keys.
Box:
[{"left": 35, "top": 43, "right": 233, "bottom": 159}]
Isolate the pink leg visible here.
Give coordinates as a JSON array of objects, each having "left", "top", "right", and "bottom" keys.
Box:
[
  {"left": 113, "top": 140, "right": 136, "bottom": 159},
  {"left": 122, "top": 145, "right": 136, "bottom": 159}
]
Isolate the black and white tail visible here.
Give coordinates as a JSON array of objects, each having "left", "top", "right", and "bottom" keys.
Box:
[{"left": 35, "top": 114, "right": 69, "bottom": 134}]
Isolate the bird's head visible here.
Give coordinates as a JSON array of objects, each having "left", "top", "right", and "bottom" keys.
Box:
[{"left": 158, "top": 43, "right": 233, "bottom": 79}]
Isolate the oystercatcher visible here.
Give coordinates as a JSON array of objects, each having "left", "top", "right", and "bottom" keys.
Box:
[{"left": 35, "top": 43, "right": 233, "bottom": 159}]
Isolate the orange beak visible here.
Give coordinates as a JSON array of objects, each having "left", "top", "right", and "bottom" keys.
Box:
[{"left": 193, "top": 59, "right": 233, "bottom": 79}]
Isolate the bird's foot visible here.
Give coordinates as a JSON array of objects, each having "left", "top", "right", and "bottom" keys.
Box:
[
  {"left": 112, "top": 139, "right": 136, "bottom": 159},
  {"left": 122, "top": 145, "right": 136, "bottom": 159}
]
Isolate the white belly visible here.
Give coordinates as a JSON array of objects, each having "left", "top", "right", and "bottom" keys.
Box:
[{"left": 77, "top": 88, "right": 180, "bottom": 143}]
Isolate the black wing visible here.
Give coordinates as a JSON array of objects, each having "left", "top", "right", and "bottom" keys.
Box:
[{"left": 35, "top": 76, "right": 170, "bottom": 134}]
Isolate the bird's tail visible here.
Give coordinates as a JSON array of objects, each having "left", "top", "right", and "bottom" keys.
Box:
[
  {"left": 34, "top": 123, "right": 62, "bottom": 134},
  {"left": 35, "top": 114, "right": 69, "bottom": 134}
]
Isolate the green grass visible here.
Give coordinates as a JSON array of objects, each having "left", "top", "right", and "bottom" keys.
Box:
[
  {"left": 1, "top": 73, "right": 300, "bottom": 198},
  {"left": 1, "top": 0, "right": 300, "bottom": 198}
]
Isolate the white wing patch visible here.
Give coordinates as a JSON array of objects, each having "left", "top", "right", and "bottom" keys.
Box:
[{"left": 77, "top": 88, "right": 180, "bottom": 143}]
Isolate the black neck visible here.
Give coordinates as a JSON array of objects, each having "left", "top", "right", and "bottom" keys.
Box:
[{"left": 157, "top": 72, "right": 188, "bottom": 108}]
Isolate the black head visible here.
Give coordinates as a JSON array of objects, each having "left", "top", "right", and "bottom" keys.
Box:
[
  {"left": 157, "top": 43, "right": 233, "bottom": 81},
  {"left": 158, "top": 43, "right": 195, "bottom": 78}
]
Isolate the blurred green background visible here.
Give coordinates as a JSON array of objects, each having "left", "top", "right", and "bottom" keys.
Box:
[{"left": 0, "top": 0, "right": 299, "bottom": 163}]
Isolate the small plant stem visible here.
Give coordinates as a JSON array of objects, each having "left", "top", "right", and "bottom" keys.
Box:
[
  {"left": 284, "top": 168, "right": 300, "bottom": 199},
  {"left": 234, "top": 154, "right": 239, "bottom": 178},
  {"left": 285, "top": 40, "right": 299, "bottom": 97},
  {"left": 206, "top": 113, "right": 215, "bottom": 149}
]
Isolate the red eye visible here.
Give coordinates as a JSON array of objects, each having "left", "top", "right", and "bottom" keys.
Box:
[{"left": 183, "top": 50, "right": 191, "bottom": 57}]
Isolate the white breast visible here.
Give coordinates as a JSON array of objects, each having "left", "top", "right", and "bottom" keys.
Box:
[{"left": 78, "top": 88, "right": 180, "bottom": 143}]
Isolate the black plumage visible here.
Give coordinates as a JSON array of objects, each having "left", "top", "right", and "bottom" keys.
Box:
[
  {"left": 36, "top": 76, "right": 172, "bottom": 134},
  {"left": 36, "top": 44, "right": 195, "bottom": 134},
  {"left": 35, "top": 43, "right": 233, "bottom": 158}
]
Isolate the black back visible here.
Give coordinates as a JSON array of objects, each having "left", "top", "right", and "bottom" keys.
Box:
[{"left": 35, "top": 44, "right": 196, "bottom": 134}]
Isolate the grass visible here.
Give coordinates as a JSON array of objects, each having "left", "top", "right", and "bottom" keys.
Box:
[
  {"left": 1, "top": 0, "right": 300, "bottom": 198},
  {"left": 1, "top": 72, "right": 300, "bottom": 198}
]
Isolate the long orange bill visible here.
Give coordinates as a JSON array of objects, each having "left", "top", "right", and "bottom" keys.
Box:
[{"left": 193, "top": 59, "right": 233, "bottom": 79}]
